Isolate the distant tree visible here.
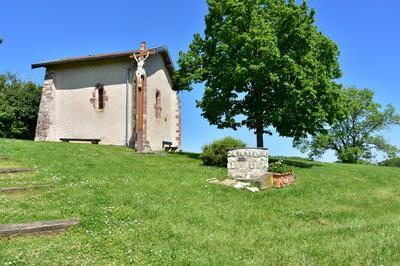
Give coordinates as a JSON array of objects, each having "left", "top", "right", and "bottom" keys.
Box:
[
  {"left": 175, "top": 0, "right": 343, "bottom": 147},
  {"left": 0, "top": 73, "right": 42, "bottom": 139},
  {"left": 294, "top": 87, "right": 400, "bottom": 163},
  {"left": 379, "top": 157, "right": 400, "bottom": 168}
]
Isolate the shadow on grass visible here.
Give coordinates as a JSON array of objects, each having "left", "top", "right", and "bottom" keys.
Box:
[
  {"left": 176, "top": 152, "right": 321, "bottom": 169},
  {"left": 175, "top": 152, "right": 201, "bottom": 160},
  {"left": 270, "top": 157, "right": 322, "bottom": 168}
]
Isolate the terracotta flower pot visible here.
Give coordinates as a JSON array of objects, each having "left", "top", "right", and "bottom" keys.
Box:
[{"left": 272, "top": 172, "right": 294, "bottom": 188}]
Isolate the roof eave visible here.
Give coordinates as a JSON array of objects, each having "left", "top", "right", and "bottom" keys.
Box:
[
  {"left": 31, "top": 46, "right": 174, "bottom": 70},
  {"left": 32, "top": 46, "right": 178, "bottom": 91}
]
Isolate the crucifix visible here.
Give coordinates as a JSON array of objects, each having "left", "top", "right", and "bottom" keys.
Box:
[{"left": 130, "top": 42, "right": 155, "bottom": 152}]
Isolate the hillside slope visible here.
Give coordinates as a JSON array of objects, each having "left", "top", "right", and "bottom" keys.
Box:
[{"left": 0, "top": 139, "right": 399, "bottom": 264}]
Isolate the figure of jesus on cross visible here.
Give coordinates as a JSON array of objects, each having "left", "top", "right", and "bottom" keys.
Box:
[{"left": 131, "top": 42, "right": 154, "bottom": 88}]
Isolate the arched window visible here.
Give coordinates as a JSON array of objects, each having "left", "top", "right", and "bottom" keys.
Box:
[
  {"left": 95, "top": 83, "right": 105, "bottom": 110},
  {"left": 155, "top": 90, "right": 161, "bottom": 119},
  {"left": 98, "top": 87, "right": 104, "bottom": 109}
]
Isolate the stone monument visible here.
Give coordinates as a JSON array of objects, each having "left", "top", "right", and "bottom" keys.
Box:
[
  {"left": 208, "top": 147, "right": 273, "bottom": 192},
  {"left": 227, "top": 148, "right": 269, "bottom": 180}
]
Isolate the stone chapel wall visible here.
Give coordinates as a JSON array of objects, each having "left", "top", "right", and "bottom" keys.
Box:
[{"left": 35, "top": 70, "right": 57, "bottom": 141}]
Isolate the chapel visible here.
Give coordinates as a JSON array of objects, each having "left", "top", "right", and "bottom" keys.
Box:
[{"left": 32, "top": 42, "right": 181, "bottom": 152}]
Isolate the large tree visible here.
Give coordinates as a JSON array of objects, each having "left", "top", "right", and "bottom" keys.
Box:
[
  {"left": 175, "top": 0, "right": 343, "bottom": 147},
  {"left": 0, "top": 73, "right": 42, "bottom": 139},
  {"left": 294, "top": 87, "right": 400, "bottom": 163}
]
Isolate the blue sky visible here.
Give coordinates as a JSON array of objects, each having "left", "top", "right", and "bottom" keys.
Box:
[{"left": 1, "top": 1, "right": 399, "bottom": 161}]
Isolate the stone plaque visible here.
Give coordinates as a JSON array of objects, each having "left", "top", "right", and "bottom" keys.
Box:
[{"left": 227, "top": 148, "right": 268, "bottom": 180}]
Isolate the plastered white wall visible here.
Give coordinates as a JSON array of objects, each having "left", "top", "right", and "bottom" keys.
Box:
[
  {"left": 48, "top": 59, "right": 134, "bottom": 145},
  {"left": 146, "top": 55, "right": 180, "bottom": 150}
]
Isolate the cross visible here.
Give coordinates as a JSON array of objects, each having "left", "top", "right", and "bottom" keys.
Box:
[
  {"left": 130, "top": 42, "right": 155, "bottom": 62},
  {"left": 130, "top": 42, "right": 156, "bottom": 89},
  {"left": 131, "top": 41, "right": 156, "bottom": 152}
]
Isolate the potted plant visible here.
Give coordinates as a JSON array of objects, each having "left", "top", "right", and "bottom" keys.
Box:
[{"left": 269, "top": 160, "right": 295, "bottom": 188}]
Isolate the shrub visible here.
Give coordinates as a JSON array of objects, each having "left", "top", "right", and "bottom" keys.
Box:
[
  {"left": 200, "top": 137, "right": 246, "bottom": 167},
  {"left": 379, "top": 158, "right": 400, "bottom": 168},
  {"left": 338, "top": 147, "right": 365, "bottom": 164}
]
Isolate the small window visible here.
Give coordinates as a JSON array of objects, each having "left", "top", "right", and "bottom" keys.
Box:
[
  {"left": 155, "top": 90, "right": 161, "bottom": 119},
  {"left": 98, "top": 87, "right": 104, "bottom": 109},
  {"left": 95, "top": 83, "right": 105, "bottom": 110}
]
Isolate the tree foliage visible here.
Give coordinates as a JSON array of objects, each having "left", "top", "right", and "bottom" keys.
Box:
[
  {"left": 294, "top": 87, "right": 400, "bottom": 163},
  {"left": 0, "top": 73, "right": 42, "bottom": 140},
  {"left": 379, "top": 158, "right": 400, "bottom": 168},
  {"left": 175, "top": 0, "right": 343, "bottom": 147}
]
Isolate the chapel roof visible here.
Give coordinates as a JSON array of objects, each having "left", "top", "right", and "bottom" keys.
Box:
[{"left": 31, "top": 46, "right": 175, "bottom": 82}]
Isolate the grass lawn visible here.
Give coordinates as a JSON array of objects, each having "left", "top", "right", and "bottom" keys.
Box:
[{"left": 0, "top": 138, "right": 399, "bottom": 265}]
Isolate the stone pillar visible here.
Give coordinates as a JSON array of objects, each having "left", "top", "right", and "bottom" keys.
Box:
[
  {"left": 35, "top": 70, "right": 56, "bottom": 141},
  {"left": 175, "top": 93, "right": 182, "bottom": 149},
  {"left": 227, "top": 148, "right": 269, "bottom": 180},
  {"left": 142, "top": 77, "right": 151, "bottom": 151}
]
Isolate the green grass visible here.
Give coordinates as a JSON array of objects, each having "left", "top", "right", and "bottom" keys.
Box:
[{"left": 0, "top": 138, "right": 399, "bottom": 265}]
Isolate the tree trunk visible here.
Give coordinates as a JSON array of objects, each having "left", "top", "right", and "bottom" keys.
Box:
[{"left": 256, "top": 123, "right": 264, "bottom": 148}]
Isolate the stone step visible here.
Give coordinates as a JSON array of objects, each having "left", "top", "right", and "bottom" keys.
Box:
[
  {"left": 0, "top": 184, "right": 53, "bottom": 193},
  {"left": 0, "top": 219, "right": 80, "bottom": 236},
  {"left": 0, "top": 168, "right": 33, "bottom": 174}
]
